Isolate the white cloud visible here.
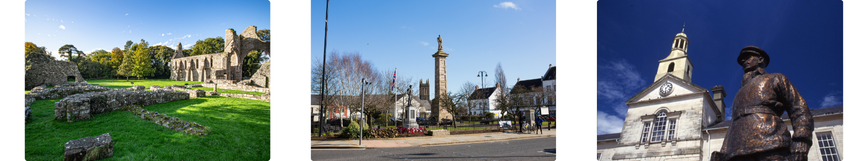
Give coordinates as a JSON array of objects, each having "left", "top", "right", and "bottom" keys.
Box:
[
  {"left": 420, "top": 42, "right": 429, "bottom": 46},
  {"left": 125, "top": 13, "right": 129, "bottom": 16},
  {"left": 84, "top": 48, "right": 103, "bottom": 54},
  {"left": 597, "top": 111, "right": 624, "bottom": 134},
  {"left": 167, "top": 33, "right": 172, "bottom": 35},
  {"left": 182, "top": 34, "right": 191, "bottom": 39},
  {"left": 129, "top": 30, "right": 132, "bottom": 33},
  {"left": 494, "top": 2, "right": 521, "bottom": 10},
  {"left": 597, "top": 59, "right": 646, "bottom": 120},
  {"left": 61, "top": 20, "right": 63, "bottom": 23},
  {"left": 819, "top": 91, "right": 843, "bottom": 108},
  {"left": 47, "top": 34, "right": 51, "bottom": 37},
  {"left": 161, "top": 34, "right": 165, "bottom": 36},
  {"left": 71, "top": 21, "right": 73, "bottom": 23},
  {"left": 25, "top": 13, "right": 29, "bottom": 16},
  {"left": 183, "top": 44, "right": 193, "bottom": 48}
]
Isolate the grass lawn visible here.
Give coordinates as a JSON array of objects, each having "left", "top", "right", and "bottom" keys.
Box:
[
  {"left": 25, "top": 79, "right": 270, "bottom": 160},
  {"left": 86, "top": 79, "right": 202, "bottom": 89},
  {"left": 191, "top": 87, "right": 265, "bottom": 95}
]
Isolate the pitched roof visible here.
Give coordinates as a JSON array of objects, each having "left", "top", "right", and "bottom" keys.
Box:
[
  {"left": 543, "top": 66, "right": 556, "bottom": 80},
  {"left": 469, "top": 87, "right": 497, "bottom": 100},
  {"left": 625, "top": 74, "right": 709, "bottom": 104},
  {"left": 703, "top": 106, "right": 843, "bottom": 130},
  {"left": 510, "top": 78, "right": 543, "bottom": 94},
  {"left": 597, "top": 133, "right": 621, "bottom": 141}
]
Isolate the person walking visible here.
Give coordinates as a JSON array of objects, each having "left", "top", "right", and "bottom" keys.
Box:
[{"left": 535, "top": 116, "right": 543, "bottom": 134}]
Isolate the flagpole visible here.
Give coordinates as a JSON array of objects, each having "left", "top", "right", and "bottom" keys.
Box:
[{"left": 394, "top": 68, "right": 397, "bottom": 128}]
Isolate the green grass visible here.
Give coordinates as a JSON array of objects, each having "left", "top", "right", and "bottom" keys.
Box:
[
  {"left": 190, "top": 87, "right": 265, "bottom": 95},
  {"left": 86, "top": 79, "right": 202, "bottom": 89},
  {"left": 25, "top": 95, "right": 270, "bottom": 160}
]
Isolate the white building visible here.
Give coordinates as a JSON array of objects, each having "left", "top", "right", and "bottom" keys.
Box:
[
  {"left": 541, "top": 65, "right": 556, "bottom": 115},
  {"left": 596, "top": 29, "right": 844, "bottom": 161},
  {"left": 388, "top": 94, "right": 430, "bottom": 120},
  {"left": 469, "top": 84, "right": 502, "bottom": 118}
]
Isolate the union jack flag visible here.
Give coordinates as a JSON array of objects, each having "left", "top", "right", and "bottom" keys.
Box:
[{"left": 391, "top": 69, "right": 397, "bottom": 92}]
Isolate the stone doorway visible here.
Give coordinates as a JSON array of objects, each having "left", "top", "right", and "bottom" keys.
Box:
[{"left": 67, "top": 76, "right": 77, "bottom": 82}]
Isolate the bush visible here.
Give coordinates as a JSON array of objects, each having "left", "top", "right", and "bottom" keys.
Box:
[
  {"left": 375, "top": 114, "right": 390, "bottom": 125},
  {"left": 364, "top": 128, "right": 398, "bottom": 138},
  {"left": 470, "top": 115, "right": 481, "bottom": 120},
  {"left": 339, "top": 120, "right": 361, "bottom": 138},
  {"left": 484, "top": 112, "right": 496, "bottom": 119},
  {"left": 459, "top": 115, "right": 470, "bottom": 121}
]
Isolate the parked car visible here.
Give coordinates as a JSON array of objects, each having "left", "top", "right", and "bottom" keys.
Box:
[{"left": 416, "top": 117, "right": 427, "bottom": 125}]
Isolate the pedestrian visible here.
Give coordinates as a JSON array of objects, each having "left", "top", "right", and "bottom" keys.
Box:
[{"left": 535, "top": 116, "right": 543, "bottom": 134}]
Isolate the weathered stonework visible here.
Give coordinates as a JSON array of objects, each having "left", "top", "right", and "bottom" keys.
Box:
[
  {"left": 124, "top": 105, "right": 211, "bottom": 136},
  {"left": 200, "top": 82, "right": 270, "bottom": 94},
  {"left": 170, "top": 26, "right": 269, "bottom": 83},
  {"left": 64, "top": 133, "right": 113, "bottom": 161},
  {"left": 431, "top": 49, "right": 452, "bottom": 121},
  {"left": 239, "top": 60, "right": 270, "bottom": 87},
  {"left": 54, "top": 89, "right": 189, "bottom": 122},
  {"left": 25, "top": 52, "right": 85, "bottom": 89},
  {"left": 27, "top": 84, "right": 111, "bottom": 100},
  {"left": 219, "top": 93, "right": 270, "bottom": 102}
]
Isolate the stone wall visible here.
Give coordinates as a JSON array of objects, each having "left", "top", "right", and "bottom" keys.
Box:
[
  {"left": 219, "top": 93, "right": 270, "bottom": 102},
  {"left": 124, "top": 105, "right": 211, "bottom": 136},
  {"left": 64, "top": 133, "right": 113, "bottom": 161},
  {"left": 240, "top": 60, "right": 270, "bottom": 88},
  {"left": 25, "top": 52, "right": 85, "bottom": 89},
  {"left": 54, "top": 89, "right": 189, "bottom": 122},
  {"left": 200, "top": 82, "right": 270, "bottom": 94},
  {"left": 170, "top": 26, "right": 269, "bottom": 82},
  {"left": 25, "top": 83, "right": 111, "bottom": 122}
]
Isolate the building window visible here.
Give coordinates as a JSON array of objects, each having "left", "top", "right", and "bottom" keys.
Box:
[
  {"left": 668, "top": 119, "right": 677, "bottom": 140},
  {"left": 667, "top": 63, "right": 675, "bottom": 73},
  {"left": 641, "top": 122, "right": 651, "bottom": 143},
  {"left": 817, "top": 132, "right": 840, "bottom": 161},
  {"left": 651, "top": 111, "right": 668, "bottom": 142}
]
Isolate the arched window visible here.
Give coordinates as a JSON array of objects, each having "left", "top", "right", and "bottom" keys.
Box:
[
  {"left": 667, "top": 63, "right": 675, "bottom": 73},
  {"left": 651, "top": 111, "right": 667, "bottom": 142}
]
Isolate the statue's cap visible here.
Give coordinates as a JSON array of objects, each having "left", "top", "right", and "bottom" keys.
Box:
[{"left": 738, "top": 46, "right": 770, "bottom": 68}]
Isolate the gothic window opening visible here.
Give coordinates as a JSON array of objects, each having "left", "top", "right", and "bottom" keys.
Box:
[
  {"left": 817, "top": 132, "right": 840, "bottom": 161},
  {"left": 667, "top": 63, "right": 675, "bottom": 73}
]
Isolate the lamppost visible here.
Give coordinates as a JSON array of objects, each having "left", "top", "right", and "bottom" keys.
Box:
[
  {"left": 477, "top": 71, "right": 487, "bottom": 116},
  {"left": 477, "top": 71, "right": 488, "bottom": 88},
  {"left": 318, "top": 0, "right": 330, "bottom": 137},
  {"left": 359, "top": 78, "right": 370, "bottom": 145}
]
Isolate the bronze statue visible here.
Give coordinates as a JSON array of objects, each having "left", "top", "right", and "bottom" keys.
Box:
[
  {"left": 712, "top": 46, "right": 814, "bottom": 161},
  {"left": 437, "top": 35, "right": 443, "bottom": 51}
]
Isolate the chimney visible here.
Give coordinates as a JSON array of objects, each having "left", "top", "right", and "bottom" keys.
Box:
[
  {"left": 496, "top": 83, "right": 500, "bottom": 88},
  {"left": 711, "top": 86, "right": 727, "bottom": 122},
  {"left": 549, "top": 64, "right": 552, "bottom": 68},
  {"left": 475, "top": 85, "right": 479, "bottom": 90},
  {"left": 517, "top": 78, "right": 521, "bottom": 82}
]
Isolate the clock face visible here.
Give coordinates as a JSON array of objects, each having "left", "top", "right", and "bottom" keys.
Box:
[{"left": 659, "top": 82, "right": 673, "bottom": 97}]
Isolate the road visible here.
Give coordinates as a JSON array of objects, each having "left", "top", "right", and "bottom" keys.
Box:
[{"left": 311, "top": 137, "right": 556, "bottom": 161}]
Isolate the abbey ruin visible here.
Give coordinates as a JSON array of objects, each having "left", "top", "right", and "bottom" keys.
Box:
[{"left": 170, "top": 26, "right": 270, "bottom": 87}]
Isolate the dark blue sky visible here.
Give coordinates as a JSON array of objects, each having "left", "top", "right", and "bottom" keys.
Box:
[{"left": 596, "top": 0, "right": 843, "bottom": 134}]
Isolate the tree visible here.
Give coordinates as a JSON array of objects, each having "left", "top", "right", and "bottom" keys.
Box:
[
  {"left": 58, "top": 44, "right": 83, "bottom": 63},
  {"left": 149, "top": 45, "right": 175, "bottom": 78},
  {"left": 439, "top": 92, "right": 465, "bottom": 128},
  {"left": 242, "top": 49, "right": 264, "bottom": 77},
  {"left": 129, "top": 39, "right": 154, "bottom": 79},
  {"left": 110, "top": 48, "right": 124, "bottom": 78},
  {"left": 458, "top": 81, "right": 476, "bottom": 116},
  {"left": 117, "top": 55, "right": 133, "bottom": 80},
  {"left": 256, "top": 29, "right": 270, "bottom": 42},
  {"left": 190, "top": 37, "right": 224, "bottom": 56},
  {"left": 25, "top": 42, "right": 46, "bottom": 55}
]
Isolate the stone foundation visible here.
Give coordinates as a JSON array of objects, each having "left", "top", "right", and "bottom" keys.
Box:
[
  {"left": 219, "top": 93, "right": 270, "bottom": 102},
  {"left": 430, "top": 129, "right": 450, "bottom": 136},
  {"left": 54, "top": 89, "right": 189, "bottom": 122},
  {"left": 124, "top": 105, "right": 211, "bottom": 136},
  {"left": 27, "top": 84, "right": 111, "bottom": 100},
  {"left": 64, "top": 133, "right": 113, "bottom": 161},
  {"left": 200, "top": 82, "right": 269, "bottom": 94}
]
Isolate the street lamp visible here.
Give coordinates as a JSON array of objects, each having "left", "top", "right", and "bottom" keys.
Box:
[
  {"left": 477, "top": 71, "right": 488, "bottom": 88},
  {"left": 359, "top": 78, "right": 370, "bottom": 145}
]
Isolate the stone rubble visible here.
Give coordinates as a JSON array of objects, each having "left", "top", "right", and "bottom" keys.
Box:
[
  {"left": 25, "top": 83, "right": 111, "bottom": 122},
  {"left": 64, "top": 133, "right": 113, "bottom": 161},
  {"left": 54, "top": 88, "right": 189, "bottom": 122},
  {"left": 123, "top": 105, "right": 211, "bottom": 136}
]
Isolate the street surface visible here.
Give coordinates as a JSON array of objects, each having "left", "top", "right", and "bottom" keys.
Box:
[{"left": 311, "top": 137, "right": 556, "bottom": 161}]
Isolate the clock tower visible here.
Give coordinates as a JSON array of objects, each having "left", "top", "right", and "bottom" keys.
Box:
[
  {"left": 654, "top": 26, "right": 694, "bottom": 83},
  {"left": 608, "top": 27, "right": 727, "bottom": 160}
]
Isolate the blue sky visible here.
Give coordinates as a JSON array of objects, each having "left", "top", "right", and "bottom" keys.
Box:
[
  {"left": 596, "top": 0, "right": 843, "bottom": 135},
  {"left": 25, "top": 0, "right": 270, "bottom": 58},
  {"left": 310, "top": 1, "right": 556, "bottom": 95}
]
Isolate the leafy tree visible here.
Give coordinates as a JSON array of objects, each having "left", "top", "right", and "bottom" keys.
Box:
[
  {"left": 110, "top": 48, "right": 124, "bottom": 78},
  {"left": 58, "top": 44, "right": 83, "bottom": 63},
  {"left": 25, "top": 42, "right": 46, "bottom": 55},
  {"left": 117, "top": 55, "right": 133, "bottom": 80},
  {"left": 149, "top": 45, "right": 175, "bottom": 78},
  {"left": 190, "top": 37, "right": 224, "bottom": 56},
  {"left": 129, "top": 39, "right": 154, "bottom": 79},
  {"left": 243, "top": 50, "right": 264, "bottom": 77},
  {"left": 256, "top": 29, "right": 270, "bottom": 42}
]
